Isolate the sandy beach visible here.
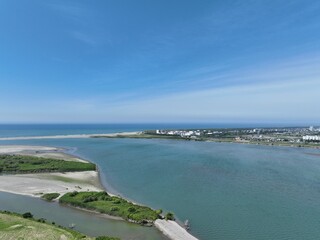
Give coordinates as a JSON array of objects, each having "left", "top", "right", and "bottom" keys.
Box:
[
  {"left": 0, "top": 171, "right": 102, "bottom": 198},
  {"left": 0, "top": 145, "right": 59, "bottom": 153},
  {"left": 0, "top": 145, "right": 103, "bottom": 198}
]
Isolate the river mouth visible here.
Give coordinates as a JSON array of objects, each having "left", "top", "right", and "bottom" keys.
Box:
[{"left": 2, "top": 124, "right": 320, "bottom": 240}]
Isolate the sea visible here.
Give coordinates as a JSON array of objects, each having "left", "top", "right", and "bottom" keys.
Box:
[{"left": 1, "top": 124, "right": 320, "bottom": 240}]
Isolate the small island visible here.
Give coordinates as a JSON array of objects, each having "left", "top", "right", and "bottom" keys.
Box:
[{"left": 59, "top": 191, "right": 160, "bottom": 225}]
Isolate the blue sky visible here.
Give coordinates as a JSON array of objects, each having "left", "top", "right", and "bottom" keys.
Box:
[{"left": 0, "top": 0, "right": 320, "bottom": 124}]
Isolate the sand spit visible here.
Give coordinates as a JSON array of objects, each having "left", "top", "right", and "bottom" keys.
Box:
[
  {"left": 0, "top": 145, "right": 87, "bottom": 162},
  {"left": 154, "top": 219, "right": 199, "bottom": 240},
  {"left": 0, "top": 171, "right": 102, "bottom": 198},
  {"left": 0, "top": 145, "right": 59, "bottom": 154},
  {"left": 0, "top": 132, "right": 141, "bottom": 141},
  {"left": 0, "top": 145, "right": 103, "bottom": 197}
]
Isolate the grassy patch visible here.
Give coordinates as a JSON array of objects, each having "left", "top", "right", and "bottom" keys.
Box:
[
  {"left": 0, "top": 210, "right": 120, "bottom": 240},
  {"left": 0, "top": 155, "right": 96, "bottom": 174},
  {"left": 96, "top": 237, "right": 120, "bottom": 240},
  {"left": 59, "top": 191, "right": 161, "bottom": 225},
  {"left": 0, "top": 210, "right": 91, "bottom": 239},
  {"left": 42, "top": 193, "right": 60, "bottom": 201}
]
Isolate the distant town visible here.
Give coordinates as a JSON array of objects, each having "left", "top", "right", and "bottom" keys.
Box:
[{"left": 141, "top": 126, "right": 320, "bottom": 148}]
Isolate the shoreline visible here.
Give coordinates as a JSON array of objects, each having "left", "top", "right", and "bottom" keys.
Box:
[
  {"left": 0, "top": 132, "right": 141, "bottom": 141},
  {"left": 0, "top": 131, "right": 319, "bottom": 150},
  {"left": 0, "top": 144, "right": 198, "bottom": 240}
]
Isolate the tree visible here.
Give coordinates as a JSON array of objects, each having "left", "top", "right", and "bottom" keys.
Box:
[
  {"left": 155, "top": 209, "right": 162, "bottom": 215},
  {"left": 22, "top": 212, "right": 33, "bottom": 219},
  {"left": 165, "top": 212, "right": 174, "bottom": 220}
]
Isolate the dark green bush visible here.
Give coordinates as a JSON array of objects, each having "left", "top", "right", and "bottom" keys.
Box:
[
  {"left": 96, "top": 236, "right": 120, "bottom": 240},
  {"left": 22, "top": 212, "right": 33, "bottom": 219},
  {"left": 41, "top": 193, "right": 60, "bottom": 201},
  {"left": 0, "top": 154, "right": 96, "bottom": 173},
  {"left": 165, "top": 212, "right": 175, "bottom": 220}
]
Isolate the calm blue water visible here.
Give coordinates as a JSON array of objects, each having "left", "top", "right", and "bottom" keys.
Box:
[{"left": 1, "top": 124, "right": 320, "bottom": 240}]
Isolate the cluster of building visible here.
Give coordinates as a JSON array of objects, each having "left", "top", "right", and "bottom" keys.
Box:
[
  {"left": 153, "top": 126, "right": 320, "bottom": 143},
  {"left": 156, "top": 129, "right": 201, "bottom": 137},
  {"left": 302, "top": 135, "right": 320, "bottom": 141}
]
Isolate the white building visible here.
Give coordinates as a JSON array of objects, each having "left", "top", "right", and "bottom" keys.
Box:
[{"left": 303, "top": 135, "right": 320, "bottom": 141}]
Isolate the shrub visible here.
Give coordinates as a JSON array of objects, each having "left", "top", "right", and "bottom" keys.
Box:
[
  {"left": 127, "top": 207, "right": 136, "bottom": 213},
  {"left": 155, "top": 209, "right": 162, "bottom": 215},
  {"left": 110, "top": 207, "right": 119, "bottom": 212},
  {"left": 37, "top": 218, "right": 46, "bottom": 223},
  {"left": 83, "top": 196, "right": 98, "bottom": 203},
  {"left": 165, "top": 212, "right": 175, "bottom": 220},
  {"left": 70, "top": 191, "right": 78, "bottom": 197},
  {"left": 41, "top": 193, "right": 60, "bottom": 201},
  {"left": 22, "top": 212, "right": 33, "bottom": 219},
  {"left": 96, "top": 236, "right": 120, "bottom": 240}
]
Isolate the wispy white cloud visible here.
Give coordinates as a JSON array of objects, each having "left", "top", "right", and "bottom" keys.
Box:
[
  {"left": 70, "top": 31, "right": 96, "bottom": 45},
  {"left": 31, "top": 53, "right": 319, "bottom": 124},
  {"left": 103, "top": 78, "right": 319, "bottom": 123},
  {"left": 46, "top": 2, "right": 99, "bottom": 46},
  {"left": 46, "top": 2, "right": 87, "bottom": 22},
  {"left": 1, "top": 72, "right": 318, "bottom": 124}
]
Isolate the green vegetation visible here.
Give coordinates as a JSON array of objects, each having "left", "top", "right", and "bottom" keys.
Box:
[
  {"left": 165, "top": 212, "right": 175, "bottom": 220},
  {"left": 96, "top": 237, "right": 120, "bottom": 240},
  {"left": 42, "top": 193, "right": 60, "bottom": 201},
  {"left": 0, "top": 154, "right": 96, "bottom": 173},
  {"left": 0, "top": 210, "right": 91, "bottom": 240},
  {"left": 91, "top": 133, "right": 184, "bottom": 140},
  {"left": 22, "top": 212, "right": 33, "bottom": 219},
  {"left": 59, "top": 191, "right": 161, "bottom": 225},
  {"left": 0, "top": 210, "right": 120, "bottom": 240}
]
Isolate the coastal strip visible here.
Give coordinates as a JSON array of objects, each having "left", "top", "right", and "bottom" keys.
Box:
[
  {"left": 1, "top": 128, "right": 319, "bottom": 150},
  {"left": 0, "top": 132, "right": 141, "bottom": 141}
]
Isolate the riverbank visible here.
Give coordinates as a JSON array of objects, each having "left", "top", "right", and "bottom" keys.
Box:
[{"left": 0, "top": 145, "right": 199, "bottom": 240}]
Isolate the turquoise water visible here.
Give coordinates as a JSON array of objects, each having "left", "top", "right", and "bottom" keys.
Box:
[{"left": 1, "top": 125, "right": 320, "bottom": 240}]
